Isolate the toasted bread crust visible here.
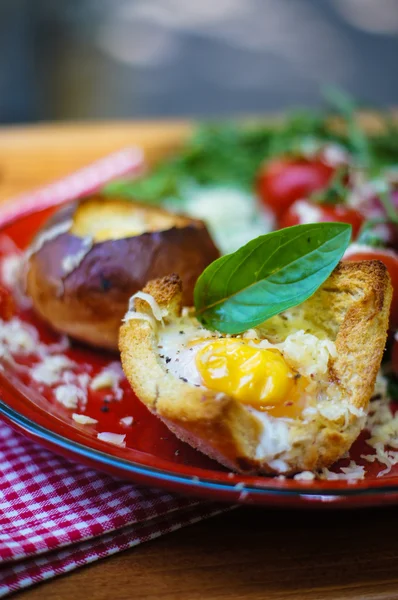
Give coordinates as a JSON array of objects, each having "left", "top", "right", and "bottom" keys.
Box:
[{"left": 119, "top": 261, "right": 392, "bottom": 474}]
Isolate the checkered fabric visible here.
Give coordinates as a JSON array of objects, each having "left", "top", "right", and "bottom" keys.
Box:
[{"left": 0, "top": 423, "right": 226, "bottom": 596}]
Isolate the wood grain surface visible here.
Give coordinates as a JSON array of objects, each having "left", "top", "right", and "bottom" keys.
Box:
[{"left": 2, "top": 121, "right": 398, "bottom": 600}]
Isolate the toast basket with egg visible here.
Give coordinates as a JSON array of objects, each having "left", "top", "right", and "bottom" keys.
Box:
[{"left": 120, "top": 261, "right": 392, "bottom": 475}]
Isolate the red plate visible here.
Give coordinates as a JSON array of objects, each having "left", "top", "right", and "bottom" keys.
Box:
[{"left": 2, "top": 204, "right": 398, "bottom": 508}]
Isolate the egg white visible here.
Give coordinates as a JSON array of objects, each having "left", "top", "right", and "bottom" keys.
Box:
[{"left": 157, "top": 321, "right": 219, "bottom": 386}]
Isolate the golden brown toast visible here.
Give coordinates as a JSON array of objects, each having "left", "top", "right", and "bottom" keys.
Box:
[{"left": 119, "top": 261, "right": 392, "bottom": 474}]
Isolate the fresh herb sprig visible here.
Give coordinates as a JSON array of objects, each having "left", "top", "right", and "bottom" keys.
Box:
[
  {"left": 104, "top": 123, "right": 278, "bottom": 202},
  {"left": 104, "top": 107, "right": 398, "bottom": 205},
  {"left": 194, "top": 223, "right": 351, "bottom": 333}
]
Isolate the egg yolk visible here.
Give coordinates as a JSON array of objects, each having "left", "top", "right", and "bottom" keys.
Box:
[{"left": 195, "top": 338, "right": 306, "bottom": 416}]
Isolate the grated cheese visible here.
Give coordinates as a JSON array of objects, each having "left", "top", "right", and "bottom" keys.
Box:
[
  {"left": 0, "top": 318, "right": 39, "bottom": 355},
  {"left": 359, "top": 377, "right": 398, "bottom": 476},
  {"left": 124, "top": 291, "right": 167, "bottom": 324},
  {"left": 44, "top": 335, "right": 70, "bottom": 356},
  {"left": 72, "top": 413, "right": 98, "bottom": 425},
  {"left": 294, "top": 471, "right": 316, "bottom": 481},
  {"left": 97, "top": 432, "right": 126, "bottom": 447},
  {"left": 122, "top": 312, "right": 155, "bottom": 327},
  {"left": 120, "top": 416, "right": 134, "bottom": 426},
  {"left": 31, "top": 355, "right": 76, "bottom": 385},
  {"left": 90, "top": 371, "right": 118, "bottom": 390},
  {"left": 90, "top": 362, "right": 124, "bottom": 400},
  {"left": 362, "top": 442, "right": 398, "bottom": 476},
  {"left": 76, "top": 372, "right": 91, "bottom": 389},
  {"left": 54, "top": 384, "right": 87, "bottom": 409},
  {"left": 274, "top": 330, "right": 336, "bottom": 378},
  {"left": 1, "top": 253, "right": 24, "bottom": 289},
  {"left": 321, "top": 461, "right": 366, "bottom": 481},
  {"left": 317, "top": 400, "right": 365, "bottom": 424}
]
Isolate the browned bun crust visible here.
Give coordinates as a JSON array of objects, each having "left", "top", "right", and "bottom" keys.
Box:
[
  {"left": 119, "top": 262, "right": 392, "bottom": 475},
  {"left": 25, "top": 196, "right": 219, "bottom": 350}
]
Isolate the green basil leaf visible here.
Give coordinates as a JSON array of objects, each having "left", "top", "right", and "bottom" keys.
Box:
[{"left": 194, "top": 223, "right": 351, "bottom": 334}]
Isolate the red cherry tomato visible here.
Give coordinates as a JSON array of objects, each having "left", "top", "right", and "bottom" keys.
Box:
[
  {"left": 256, "top": 157, "right": 335, "bottom": 218},
  {"left": 345, "top": 248, "right": 398, "bottom": 329},
  {"left": 278, "top": 199, "right": 364, "bottom": 238}
]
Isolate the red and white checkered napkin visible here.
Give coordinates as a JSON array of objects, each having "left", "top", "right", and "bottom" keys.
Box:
[{"left": 0, "top": 423, "right": 226, "bottom": 597}]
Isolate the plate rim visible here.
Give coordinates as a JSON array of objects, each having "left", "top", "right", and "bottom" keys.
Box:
[{"left": 3, "top": 399, "right": 398, "bottom": 499}]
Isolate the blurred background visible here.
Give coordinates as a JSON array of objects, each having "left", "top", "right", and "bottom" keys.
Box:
[{"left": 2, "top": 0, "right": 398, "bottom": 124}]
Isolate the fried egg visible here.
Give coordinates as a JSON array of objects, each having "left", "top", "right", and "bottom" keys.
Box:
[{"left": 157, "top": 314, "right": 337, "bottom": 422}]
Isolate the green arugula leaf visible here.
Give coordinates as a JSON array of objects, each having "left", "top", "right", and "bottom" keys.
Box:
[
  {"left": 102, "top": 118, "right": 337, "bottom": 203},
  {"left": 103, "top": 90, "right": 398, "bottom": 204},
  {"left": 194, "top": 223, "right": 351, "bottom": 334}
]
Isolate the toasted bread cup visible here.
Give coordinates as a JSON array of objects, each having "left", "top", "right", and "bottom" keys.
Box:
[
  {"left": 25, "top": 196, "right": 219, "bottom": 350},
  {"left": 119, "top": 261, "right": 392, "bottom": 475}
]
